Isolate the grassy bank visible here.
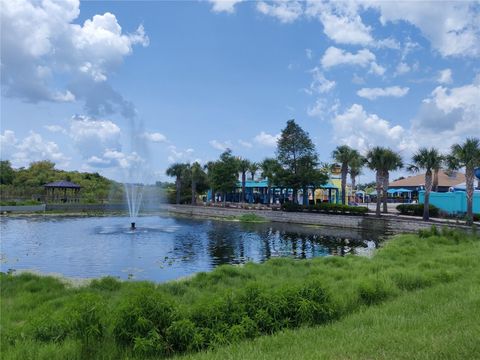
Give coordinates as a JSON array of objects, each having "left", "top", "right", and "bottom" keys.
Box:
[{"left": 1, "top": 227, "right": 479, "bottom": 359}]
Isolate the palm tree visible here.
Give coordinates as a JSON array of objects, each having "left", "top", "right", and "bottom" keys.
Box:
[
  {"left": 237, "top": 158, "right": 251, "bottom": 203},
  {"left": 189, "top": 162, "right": 204, "bottom": 205},
  {"left": 166, "top": 163, "right": 188, "bottom": 204},
  {"left": 332, "top": 145, "right": 360, "bottom": 205},
  {"left": 407, "top": 147, "right": 443, "bottom": 221},
  {"left": 366, "top": 147, "right": 403, "bottom": 216},
  {"left": 205, "top": 161, "right": 217, "bottom": 203},
  {"left": 349, "top": 154, "right": 365, "bottom": 196},
  {"left": 447, "top": 138, "right": 480, "bottom": 225},
  {"left": 261, "top": 158, "right": 280, "bottom": 205},
  {"left": 248, "top": 162, "right": 259, "bottom": 181}
]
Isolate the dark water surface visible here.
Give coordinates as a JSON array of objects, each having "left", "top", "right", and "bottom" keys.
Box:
[{"left": 0, "top": 215, "right": 387, "bottom": 282}]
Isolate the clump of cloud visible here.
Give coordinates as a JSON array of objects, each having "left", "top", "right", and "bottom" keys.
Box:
[
  {"left": 254, "top": 131, "right": 279, "bottom": 147},
  {"left": 357, "top": 86, "right": 409, "bottom": 100},
  {"left": 208, "top": 0, "right": 243, "bottom": 14},
  {"left": 1, "top": 0, "right": 148, "bottom": 118}
]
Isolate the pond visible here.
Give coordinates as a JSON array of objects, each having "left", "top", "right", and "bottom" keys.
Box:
[{"left": 0, "top": 215, "right": 388, "bottom": 282}]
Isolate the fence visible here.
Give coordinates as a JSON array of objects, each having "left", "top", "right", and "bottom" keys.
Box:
[{"left": 419, "top": 191, "right": 480, "bottom": 214}]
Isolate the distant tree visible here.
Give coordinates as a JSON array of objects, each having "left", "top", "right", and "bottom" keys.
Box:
[
  {"left": 237, "top": 158, "right": 251, "bottom": 203},
  {"left": 23, "top": 160, "right": 56, "bottom": 187},
  {"left": 447, "top": 138, "right": 480, "bottom": 225},
  {"left": 187, "top": 162, "right": 207, "bottom": 205},
  {"left": 248, "top": 162, "right": 259, "bottom": 180},
  {"left": 332, "top": 145, "right": 361, "bottom": 205},
  {"left": 276, "top": 119, "right": 327, "bottom": 204},
  {"left": 209, "top": 150, "right": 238, "bottom": 206},
  {"left": 366, "top": 147, "right": 403, "bottom": 217},
  {"left": 407, "top": 147, "right": 444, "bottom": 221},
  {"left": 0, "top": 160, "right": 15, "bottom": 185},
  {"left": 261, "top": 158, "right": 282, "bottom": 204},
  {"left": 349, "top": 153, "right": 365, "bottom": 195},
  {"left": 166, "top": 163, "right": 189, "bottom": 204}
]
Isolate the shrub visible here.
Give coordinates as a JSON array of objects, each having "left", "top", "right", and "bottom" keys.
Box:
[
  {"left": 30, "top": 312, "right": 69, "bottom": 342},
  {"left": 67, "top": 293, "right": 105, "bottom": 344},
  {"left": 113, "top": 287, "right": 176, "bottom": 349},
  {"left": 281, "top": 203, "right": 303, "bottom": 212},
  {"left": 357, "top": 278, "right": 394, "bottom": 305},
  {"left": 166, "top": 319, "right": 201, "bottom": 352},
  {"left": 29, "top": 293, "right": 105, "bottom": 346},
  {"left": 397, "top": 203, "right": 439, "bottom": 217},
  {"left": 281, "top": 202, "right": 368, "bottom": 215}
]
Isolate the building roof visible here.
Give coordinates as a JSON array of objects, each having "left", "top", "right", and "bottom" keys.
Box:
[
  {"left": 389, "top": 170, "right": 465, "bottom": 188},
  {"left": 44, "top": 180, "right": 81, "bottom": 189}
]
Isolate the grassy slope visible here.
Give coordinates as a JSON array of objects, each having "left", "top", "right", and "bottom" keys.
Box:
[
  {"left": 180, "top": 274, "right": 480, "bottom": 360},
  {"left": 1, "top": 229, "right": 479, "bottom": 359}
]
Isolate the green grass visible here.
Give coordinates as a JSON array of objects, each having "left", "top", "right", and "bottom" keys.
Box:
[
  {"left": 236, "top": 213, "right": 267, "bottom": 223},
  {"left": 179, "top": 275, "right": 480, "bottom": 360},
  {"left": 1, "top": 227, "right": 479, "bottom": 359}
]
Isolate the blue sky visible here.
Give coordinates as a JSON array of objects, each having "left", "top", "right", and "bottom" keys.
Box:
[{"left": 1, "top": 0, "right": 479, "bottom": 183}]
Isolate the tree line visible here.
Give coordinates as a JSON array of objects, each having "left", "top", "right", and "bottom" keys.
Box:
[
  {"left": 0, "top": 160, "right": 124, "bottom": 204},
  {"left": 167, "top": 120, "right": 480, "bottom": 225}
]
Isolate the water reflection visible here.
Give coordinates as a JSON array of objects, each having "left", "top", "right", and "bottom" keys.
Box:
[{"left": 0, "top": 215, "right": 386, "bottom": 282}]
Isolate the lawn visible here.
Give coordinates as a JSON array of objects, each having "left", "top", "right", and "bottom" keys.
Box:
[{"left": 1, "top": 226, "right": 479, "bottom": 359}]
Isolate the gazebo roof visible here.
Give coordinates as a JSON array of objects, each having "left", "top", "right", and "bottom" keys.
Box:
[{"left": 44, "top": 180, "right": 81, "bottom": 189}]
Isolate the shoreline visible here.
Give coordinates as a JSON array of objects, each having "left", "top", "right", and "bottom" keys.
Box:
[
  {"left": 166, "top": 204, "right": 474, "bottom": 234},
  {"left": 1, "top": 203, "right": 474, "bottom": 232}
]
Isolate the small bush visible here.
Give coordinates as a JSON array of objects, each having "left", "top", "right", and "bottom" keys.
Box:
[
  {"left": 357, "top": 279, "right": 394, "bottom": 305},
  {"left": 397, "top": 204, "right": 439, "bottom": 217},
  {"left": 281, "top": 202, "right": 368, "bottom": 215},
  {"left": 281, "top": 203, "right": 303, "bottom": 212},
  {"left": 166, "top": 319, "right": 202, "bottom": 352},
  {"left": 113, "top": 287, "right": 176, "bottom": 349},
  {"left": 67, "top": 293, "right": 105, "bottom": 344},
  {"left": 30, "top": 312, "right": 69, "bottom": 343}
]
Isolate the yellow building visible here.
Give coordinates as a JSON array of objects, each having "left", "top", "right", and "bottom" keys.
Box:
[{"left": 314, "top": 164, "right": 352, "bottom": 204}]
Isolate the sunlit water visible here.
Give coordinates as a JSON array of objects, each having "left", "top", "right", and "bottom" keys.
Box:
[{"left": 0, "top": 215, "right": 387, "bottom": 282}]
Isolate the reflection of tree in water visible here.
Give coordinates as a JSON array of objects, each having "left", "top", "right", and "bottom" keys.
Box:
[
  {"left": 172, "top": 219, "right": 385, "bottom": 269},
  {"left": 170, "top": 232, "right": 203, "bottom": 264},
  {"left": 207, "top": 222, "right": 242, "bottom": 266}
]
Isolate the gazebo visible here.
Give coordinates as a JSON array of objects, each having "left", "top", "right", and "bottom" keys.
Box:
[{"left": 44, "top": 180, "right": 81, "bottom": 203}]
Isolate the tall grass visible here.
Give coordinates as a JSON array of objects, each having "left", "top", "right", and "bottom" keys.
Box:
[{"left": 1, "top": 227, "right": 479, "bottom": 359}]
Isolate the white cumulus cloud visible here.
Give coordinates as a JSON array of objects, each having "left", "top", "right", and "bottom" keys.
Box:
[
  {"left": 0, "top": 130, "right": 70, "bottom": 168},
  {"left": 209, "top": 139, "right": 232, "bottom": 151},
  {"left": 367, "top": 1, "right": 480, "bottom": 57},
  {"left": 321, "top": 46, "right": 376, "bottom": 69},
  {"left": 208, "top": 0, "right": 243, "bottom": 13},
  {"left": 357, "top": 86, "right": 409, "bottom": 100},
  {"left": 69, "top": 115, "right": 121, "bottom": 159},
  {"left": 0, "top": 0, "right": 148, "bottom": 117},
  {"left": 437, "top": 69, "right": 453, "bottom": 84},
  {"left": 141, "top": 132, "right": 167, "bottom": 143},
  {"left": 331, "top": 104, "right": 409, "bottom": 154},
  {"left": 395, "top": 62, "right": 411, "bottom": 76},
  {"left": 256, "top": 1, "right": 303, "bottom": 23},
  {"left": 305, "top": 67, "right": 336, "bottom": 94},
  {"left": 254, "top": 131, "right": 279, "bottom": 147},
  {"left": 306, "top": 1, "right": 373, "bottom": 46},
  {"left": 238, "top": 140, "right": 253, "bottom": 148}
]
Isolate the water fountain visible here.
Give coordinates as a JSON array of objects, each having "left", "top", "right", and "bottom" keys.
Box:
[{"left": 124, "top": 182, "right": 144, "bottom": 231}]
